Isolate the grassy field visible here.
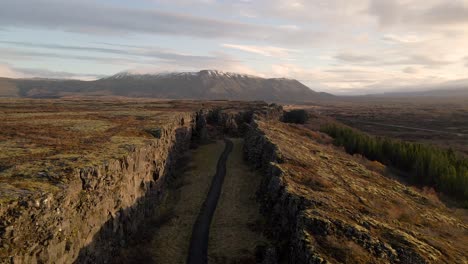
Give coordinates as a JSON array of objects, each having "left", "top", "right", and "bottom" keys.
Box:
[
  {"left": 0, "top": 98, "right": 264, "bottom": 203},
  {"left": 0, "top": 99, "right": 186, "bottom": 202}
]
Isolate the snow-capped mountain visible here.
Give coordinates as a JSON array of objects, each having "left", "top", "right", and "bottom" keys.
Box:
[
  {"left": 97, "top": 70, "right": 328, "bottom": 101},
  {"left": 5, "top": 70, "right": 332, "bottom": 102},
  {"left": 105, "top": 70, "right": 262, "bottom": 80}
]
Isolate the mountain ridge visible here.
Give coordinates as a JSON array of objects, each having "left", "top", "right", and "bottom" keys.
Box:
[
  {"left": 0, "top": 70, "right": 332, "bottom": 102},
  {"left": 104, "top": 70, "right": 263, "bottom": 80}
]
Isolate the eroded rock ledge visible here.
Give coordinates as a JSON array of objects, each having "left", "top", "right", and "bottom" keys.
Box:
[
  {"left": 0, "top": 112, "right": 201, "bottom": 264},
  {"left": 243, "top": 113, "right": 467, "bottom": 263},
  {"left": 244, "top": 117, "right": 318, "bottom": 263}
]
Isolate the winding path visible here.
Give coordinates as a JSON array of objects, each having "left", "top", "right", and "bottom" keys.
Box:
[{"left": 186, "top": 139, "right": 233, "bottom": 264}]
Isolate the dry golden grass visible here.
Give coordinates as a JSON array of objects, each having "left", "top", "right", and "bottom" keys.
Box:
[{"left": 318, "top": 236, "right": 374, "bottom": 264}]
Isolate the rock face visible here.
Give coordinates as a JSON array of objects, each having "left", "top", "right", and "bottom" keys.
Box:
[
  {"left": 244, "top": 120, "right": 317, "bottom": 263},
  {"left": 243, "top": 116, "right": 468, "bottom": 263},
  {"left": 0, "top": 113, "right": 197, "bottom": 263},
  {"left": 205, "top": 103, "right": 283, "bottom": 137}
]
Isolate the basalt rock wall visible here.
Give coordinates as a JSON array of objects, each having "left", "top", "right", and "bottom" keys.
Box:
[
  {"left": 243, "top": 116, "right": 320, "bottom": 263},
  {"left": 0, "top": 111, "right": 205, "bottom": 264}
]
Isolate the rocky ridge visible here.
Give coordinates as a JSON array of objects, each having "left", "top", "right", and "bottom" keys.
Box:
[
  {"left": 0, "top": 100, "right": 267, "bottom": 263},
  {"left": 243, "top": 115, "right": 468, "bottom": 263},
  {"left": 0, "top": 112, "right": 199, "bottom": 263}
]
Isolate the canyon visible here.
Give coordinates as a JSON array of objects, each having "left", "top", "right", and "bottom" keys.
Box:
[{"left": 0, "top": 99, "right": 467, "bottom": 263}]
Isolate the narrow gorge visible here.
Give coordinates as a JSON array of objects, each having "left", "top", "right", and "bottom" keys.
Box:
[
  {"left": 0, "top": 102, "right": 284, "bottom": 263},
  {"left": 1, "top": 101, "right": 467, "bottom": 263}
]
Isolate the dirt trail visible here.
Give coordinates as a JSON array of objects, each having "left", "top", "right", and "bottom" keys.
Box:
[
  {"left": 113, "top": 141, "right": 225, "bottom": 264},
  {"left": 208, "top": 138, "right": 270, "bottom": 263},
  {"left": 187, "top": 139, "right": 233, "bottom": 264},
  {"left": 113, "top": 138, "right": 269, "bottom": 264}
]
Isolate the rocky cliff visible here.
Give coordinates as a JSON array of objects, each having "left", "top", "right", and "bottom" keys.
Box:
[
  {"left": 244, "top": 118, "right": 317, "bottom": 263},
  {"left": 0, "top": 112, "right": 202, "bottom": 263},
  {"left": 243, "top": 116, "right": 468, "bottom": 263}
]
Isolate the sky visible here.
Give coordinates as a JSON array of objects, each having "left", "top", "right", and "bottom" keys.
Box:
[{"left": 1, "top": 0, "right": 468, "bottom": 94}]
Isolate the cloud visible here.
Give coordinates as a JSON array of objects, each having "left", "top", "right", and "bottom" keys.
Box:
[
  {"left": 1, "top": 0, "right": 468, "bottom": 94},
  {"left": 0, "top": 0, "right": 322, "bottom": 46},
  {"left": 264, "top": 62, "right": 464, "bottom": 95},
  {"left": 0, "top": 63, "right": 104, "bottom": 80},
  {"left": 396, "top": 55, "right": 453, "bottom": 67},
  {"left": 403, "top": 67, "right": 419, "bottom": 74},
  {"left": 122, "top": 57, "right": 261, "bottom": 77},
  {"left": 0, "top": 41, "right": 134, "bottom": 55},
  {"left": 222, "top": 43, "right": 296, "bottom": 57},
  {"left": 368, "top": 0, "right": 400, "bottom": 27},
  {"left": 16, "top": 68, "right": 105, "bottom": 80},
  {"left": 368, "top": 0, "right": 468, "bottom": 28},
  {"left": 0, "top": 41, "right": 242, "bottom": 69},
  {"left": 382, "top": 34, "right": 426, "bottom": 44},
  {"left": 0, "top": 47, "right": 142, "bottom": 65},
  {"left": 335, "top": 53, "right": 377, "bottom": 63},
  {"left": 334, "top": 51, "right": 453, "bottom": 68},
  {"left": 0, "top": 64, "right": 24, "bottom": 78},
  {"left": 0, "top": 44, "right": 260, "bottom": 79},
  {"left": 421, "top": 2, "right": 468, "bottom": 25}
]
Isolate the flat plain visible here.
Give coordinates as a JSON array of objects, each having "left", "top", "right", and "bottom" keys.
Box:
[{"left": 287, "top": 97, "right": 468, "bottom": 155}]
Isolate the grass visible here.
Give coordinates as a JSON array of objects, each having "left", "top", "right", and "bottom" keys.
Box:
[
  {"left": 0, "top": 98, "right": 266, "bottom": 202},
  {"left": 0, "top": 99, "right": 183, "bottom": 200},
  {"left": 208, "top": 138, "right": 271, "bottom": 263},
  {"left": 255, "top": 119, "right": 468, "bottom": 263}
]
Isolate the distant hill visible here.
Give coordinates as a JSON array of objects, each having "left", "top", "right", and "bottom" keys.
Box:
[
  {"left": 0, "top": 70, "right": 332, "bottom": 102},
  {"left": 375, "top": 88, "right": 468, "bottom": 97},
  {"left": 367, "top": 79, "right": 468, "bottom": 98}
]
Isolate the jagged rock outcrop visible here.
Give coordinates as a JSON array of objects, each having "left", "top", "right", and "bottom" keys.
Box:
[
  {"left": 206, "top": 103, "right": 282, "bottom": 137},
  {"left": 243, "top": 115, "right": 467, "bottom": 263},
  {"left": 0, "top": 113, "right": 199, "bottom": 263},
  {"left": 244, "top": 121, "right": 319, "bottom": 263}
]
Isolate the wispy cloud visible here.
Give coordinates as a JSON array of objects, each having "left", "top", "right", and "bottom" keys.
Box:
[
  {"left": 334, "top": 51, "right": 455, "bottom": 68},
  {"left": 222, "top": 43, "right": 297, "bottom": 57},
  {"left": 0, "top": 63, "right": 24, "bottom": 79},
  {"left": 0, "top": 62, "right": 104, "bottom": 80},
  {"left": 335, "top": 53, "right": 377, "bottom": 63},
  {"left": 0, "top": 41, "right": 240, "bottom": 68},
  {"left": 368, "top": 0, "right": 468, "bottom": 28},
  {"left": 0, "top": 0, "right": 322, "bottom": 46}
]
